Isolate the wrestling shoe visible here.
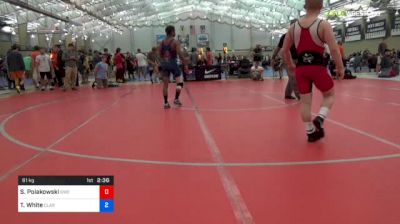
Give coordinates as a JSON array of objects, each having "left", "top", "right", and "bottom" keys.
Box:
[
  {"left": 173, "top": 99, "right": 182, "bottom": 107},
  {"left": 313, "top": 116, "right": 325, "bottom": 138},
  {"left": 307, "top": 129, "right": 324, "bottom": 143},
  {"left": 164, "top": 102, "right": 171, "bottom": 109},
  {"left": 285, "top": 96, "right": 296, "bottom": 100}
]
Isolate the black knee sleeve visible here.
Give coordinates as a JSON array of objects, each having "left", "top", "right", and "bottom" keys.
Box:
[{"left": 177, "top": 82, "right": 184, "bottom": 90}]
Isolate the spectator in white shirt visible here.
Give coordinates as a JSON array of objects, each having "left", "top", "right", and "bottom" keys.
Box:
[
  {"left": 135, "top": 49, "right": 148, "bottom": 81},
  {"left": 35, "top": 47, "right": 54, "bottom": 91},
  {"left": 251, "top": 61, "right": 264, "bottom": 81}
]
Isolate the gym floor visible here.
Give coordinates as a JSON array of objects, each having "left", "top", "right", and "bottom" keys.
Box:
[{"left": 0, "top": 78, "right": 399, "bottom": 223}]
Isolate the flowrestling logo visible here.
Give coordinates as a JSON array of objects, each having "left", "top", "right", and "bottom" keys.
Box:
[{"left": 326, "top": 9, "right": 381, "bottom": 18}]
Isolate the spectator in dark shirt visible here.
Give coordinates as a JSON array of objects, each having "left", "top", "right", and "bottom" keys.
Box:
[
  {"left": 368, "top": 54, "right": 378, "bottom": 72},
  {"left": 378, "top": 49, "right": 393, "bottom": 78},
  {"left": 272, "top": 28, "right": 300, "bottom": 100},
  {"left": 7, "top": 44, "right": 25, "bottom": 94}
]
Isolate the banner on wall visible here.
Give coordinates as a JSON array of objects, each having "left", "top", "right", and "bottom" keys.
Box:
[
  {"left": 345, "top": 25, "right": 361, "bottom": 42},
  {"left": 156, "top": 34, "right": 166, "bottom": 44},
  {"left": 392, "top": 16, "right": 400, "bottom": 36},
  {"left": 197, "top": 33, "right": 209, "bottom": 47},
  {"left": 365, "top": 20, "right": 386, "bottom": 39},
  {"left": 190, "top": 25, "right": 196, "bottom": 35},
  {"left": 200, "top": 25, "right": 206, "bottom": 34},
  {"left": 333, "top": 29, "right": 343, "bottom": 42}
]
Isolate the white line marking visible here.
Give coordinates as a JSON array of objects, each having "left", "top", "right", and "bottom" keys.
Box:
[
  {"left": 360, "top": 97, "right": 374, "bottom": 101},
  {"left": 0, "top": 151, "right": 45, "bottom": 181},
  {"left": 242, "top": 87, "right": 400, "bottom": 150},
  {"left": 320, "top": 116, "right": 400, "bottom": 150},
  {"left": 0, "top": 113, "right": 12, "bottom": 119},
  {"left": 180, "top": 104, "right": 292, "bottom": 112},
  {"left": 0, "top": 87, "right": 399, "bottom": 168},
  {"left": 186, "top": 87, "right": 254, "bottom": 224},
  {"left": 0, "top": 90, "right": 132, "bottom": 181},
  {"left": 388, "top": 102, "right": 400, "bottom": 106}
]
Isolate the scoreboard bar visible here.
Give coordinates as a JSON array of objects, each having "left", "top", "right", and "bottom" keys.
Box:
[
  {"left": 18, "top": 176, "right": 113, "bottom": 185},
  {"left": 18, "top": 176, "right": 114, "bottom": 213}
]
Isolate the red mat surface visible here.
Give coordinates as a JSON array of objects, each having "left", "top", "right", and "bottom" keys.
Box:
[{"left": 0, "top": 79, "right": 399, "bottom": 224}]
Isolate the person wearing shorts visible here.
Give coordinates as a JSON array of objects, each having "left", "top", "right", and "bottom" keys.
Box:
[
  {"left": 282, "top": 0, "right": 344, "bottom": 142},
  {"left": 36, "top": 47, "right": 54, "bottom": 91},
  {"left": 158, "top": 25, "right": 189, "bottom": 109},
  {"left": 6, "top": 44, "right": 25, "bottom": 94}
]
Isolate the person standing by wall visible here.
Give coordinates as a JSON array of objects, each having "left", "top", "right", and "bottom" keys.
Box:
[
  {"left": 62, "top": 43, "right": 79, "bottom": 91},
  {"left": 6, "top": 44, "right": 25, "bottom": 94}
]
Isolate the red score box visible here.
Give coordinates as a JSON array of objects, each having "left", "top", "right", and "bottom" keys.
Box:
[{"left": 100, "top": 186, "right": 114, "bottom": 199}]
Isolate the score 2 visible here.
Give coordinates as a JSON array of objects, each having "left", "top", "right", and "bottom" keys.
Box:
[{"left": 100, "top": 186, "right": 114, "bottom": 213}]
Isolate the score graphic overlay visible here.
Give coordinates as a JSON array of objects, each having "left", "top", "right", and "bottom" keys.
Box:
[{"left": 18, "top": 176, "right": 114, "bottom": 213}]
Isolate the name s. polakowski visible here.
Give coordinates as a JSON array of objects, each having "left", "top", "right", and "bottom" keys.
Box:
[{"left": 27, "top": 189, "right": 60, "bottom": 194}]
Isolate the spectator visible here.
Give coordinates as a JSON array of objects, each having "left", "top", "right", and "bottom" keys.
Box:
[
  {"left": 251, "top": 60, "right": 264, "bottom": 81},
  {"left": 62, "top": 43, "right": 79, "bottom": 91},
  {"left": 238, "top": 56, "right": 252, "bottom": 78},
  {"left": 189, "top": 48, "right": 198, "bottom": 66},
  {"left": 51, "top": 45, "right": 64, "bottom": 87},
  {"left": 353, "top": 53, "right": 362, "bottom": 73},
  {"left": 136, "top": 49, "right": 148, "bottom": 81},
  {"left": 6, "top": 44, "right": 25, "bottom": 94},
  {"left": 378, "top": 49, "right": 393, "bottom": 78},
  {"left": 126, "top": 52, "right": 136, "bottom": 81},
  {"left": 93, "top": 55, "right": 109, "bottom": 89},
  {"left": 114, "top": 48, "right": 125, "bottom": 83},
  {"left": 206, "top": 47, "right": 213, "bottom": 66},
  {"left": 147, "top": 47, "right": 160, "bottom": 84},
  {"left": 77, "top": 50, "right": 86, "bottom": 86},
  {"left": 31, "top": 45, "right": 41, "bottom": 89},
  {"left": 368, "top": 53, "right": 378, "bottom": 72},
  {"left": 36, "top": 47, "right": 54, "bottom": 91}
]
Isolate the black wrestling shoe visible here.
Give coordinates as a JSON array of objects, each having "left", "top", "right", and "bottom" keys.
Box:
[
  {"left": 307, "top": 129, "right": 324, "bottom": 143},
  {"left": 285, "top": 96, "right": 296, "bottom": 100},
  {"left": 313, "top": 116, "right": 325, "bottom": 138},
  {"left": 164, "top": 102, "right": 171, "bottom": 109},
  {"left": 174, "top": 99, "right": 182, "bottom": 107}
]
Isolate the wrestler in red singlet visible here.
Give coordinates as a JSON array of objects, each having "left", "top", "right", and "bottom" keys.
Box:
[{"left": 282, "top": 0, "right": 344, "bottom": 142}]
